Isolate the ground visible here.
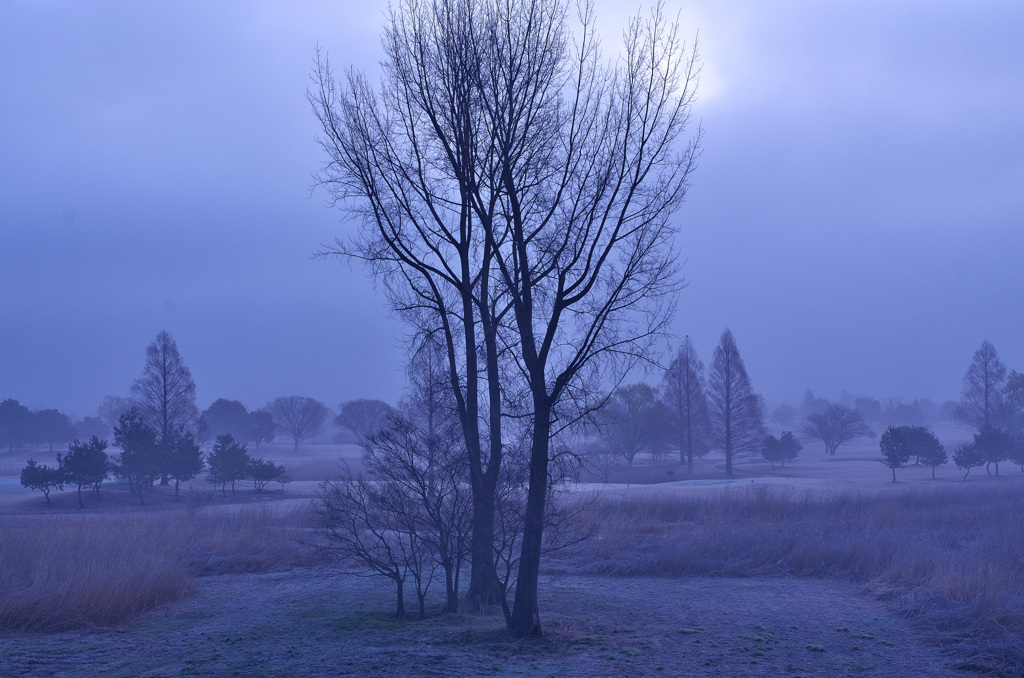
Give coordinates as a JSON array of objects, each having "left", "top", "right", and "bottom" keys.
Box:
[
  {"left": 0, "top": 569, "right": 959, "bottom": 678},
  {"left": 0, "top": 427, "right": 1009, "bottom": 676}
]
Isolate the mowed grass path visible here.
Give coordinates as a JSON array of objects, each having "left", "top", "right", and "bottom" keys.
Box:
[{"left": 0, "top": 569, "right": 957, "bottom": 678}]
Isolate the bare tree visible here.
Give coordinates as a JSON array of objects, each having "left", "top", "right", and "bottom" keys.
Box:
[
  {"left": 335, "top": 399, "right": 396, "bottom": 446},
  {"left": 130, "top": 331, "right": 199, "bottom": 441},
  {"left": 363, "top": 414, "right": 471, "bottom": 615},
  {"left": 801, "top": 403, "right": 872, "bottom": 456},
  {"left": 956, "top": 340, "right": 1007, "bottom": 430},
  {"left": 706, "top": 329, "right": 764, "bottom": 477},
  {"left": 661, "top": 337, "right": 710, "bottom": 470},
  {"left": 479, "top": 2, "right": 699, "bottom": 637},
  {"left": 267, "top": 396, "right": 328, "bottom": 452},
  {"left": 98, "top": 395, "right": 137, "bottom": 434},
  {"left": 130, "top": 331, "right": 199, "bottom": 484},
  {"left": 596, "top": 383, "right": 667, "bottom": 467},
  {"left": 311, "top": 0, "right": 699, "bottom": 636},
  {"left": 311, "top": 0, "right": 511, "bottom": 606},
  {"left": 315, "top": 469, "right": 420, "bottom": 618}
]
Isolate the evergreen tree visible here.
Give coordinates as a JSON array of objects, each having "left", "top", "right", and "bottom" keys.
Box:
[
  {"left": 206, "top": 434, "right": 250, "bottom": 496},
  {"left": 879, "top": 426, "right": 911, "bottom": 482},
  {"left": 20, "top": 458, "right": 63, "bottom": 504},
  {"left": 112, "top": 408, "right": 159, "bottom": 504},
  {"left": 165, "top": 430, "right": 204, "bottom": 499},
  {"left": 57, "top": 436, "right": 109, "bottom": 507}
]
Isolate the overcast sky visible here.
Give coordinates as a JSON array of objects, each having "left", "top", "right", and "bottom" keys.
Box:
[{"left": 2, "top": 0, "right": 1022, "bottom": 419}]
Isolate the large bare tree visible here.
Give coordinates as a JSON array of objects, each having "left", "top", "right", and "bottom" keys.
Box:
[
  {"left": 661, "top": 336, "right": 710, "bottom": 470},
  {"left": 130, "top": 331, "right": 199, "bottom": 441},
  {"left": 312, "top": 0, "right": 520, "bottom": 606},
  {"left": 706, "top": 328, "right": 764, "bottom": 477},
  {"left": 311, "top": 0, "right": 699, "bottom": 635},
  {"left": 267, "top": 396, "right": 328, "bottom": 451},
  {"left": 956, "top": 340, "right": 1007, "bottom": 431}
]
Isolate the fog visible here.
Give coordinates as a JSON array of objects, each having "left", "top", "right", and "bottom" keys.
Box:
[{"left": 2, "top": 0, "right": 1021, "bottom": 419}]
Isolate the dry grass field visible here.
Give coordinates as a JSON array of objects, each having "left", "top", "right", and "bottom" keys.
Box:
[{"left": 1, "top": 435, "right": 1022, "bottom": 676}]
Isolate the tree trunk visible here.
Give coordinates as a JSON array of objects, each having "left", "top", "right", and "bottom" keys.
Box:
[
  {"left": 892, "top": 467, "right": 896, "bottom": 482},
  {"left": 77, "top": 483, "right": 84, "bottom": 508},
  {"left": 444, "top": 561, "right": 459, "bottom": 614},
  {"left": 465, "top": 491, "right": 501, "bottom": 608},
  {"left": 174, "top": 478, "right": 180, "bottom": 500},
  {"left": 395, "top": 578, "right": 406, "bottom": 618},
  {"left": 509, "top": 401, "right": 551, "bottom": 638}
]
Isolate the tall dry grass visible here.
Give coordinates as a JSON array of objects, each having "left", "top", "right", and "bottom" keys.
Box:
[
  {"left": 572, "top": 483, "right": 1024, "bottom": 673},
  {"left": 0, "top": 505, "right": 316, "bottom": 631}
]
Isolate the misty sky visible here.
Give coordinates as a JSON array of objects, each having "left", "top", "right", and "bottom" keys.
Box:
[{"left": 2, "top": 0, "right": 1022, "bottom": 419}]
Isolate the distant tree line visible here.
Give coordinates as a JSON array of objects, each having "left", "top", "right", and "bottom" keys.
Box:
[
  {"left": 0, "top": 399, "right": 107, "bottom": 453},
  {"left": 18, "top": 331, "right": 288, "bottom": 506}
]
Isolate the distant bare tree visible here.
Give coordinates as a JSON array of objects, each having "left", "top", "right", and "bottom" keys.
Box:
[
  {"left": 661, "top": 337, "right": 710, "bottom": 470},
  {"left": 596, "top": 383, "right": 667, "bottom": 467},
  {"left": 707, "top": 329, "right": 765, "bottom": 477},
  {"left": 335, "top": 399, "right": 396, "bottom": 447},
  {"left": 98, "top": 395, "right": 136, "bottom": 434},
  {"left": 267, "top": 396, "right": 328, "bottom": 452},
  {"left": 956, "top": 340, "right": 1007, "bottom": 431},
  {"left": 801, "top": 403, "right": 872, "bottom": 456}
]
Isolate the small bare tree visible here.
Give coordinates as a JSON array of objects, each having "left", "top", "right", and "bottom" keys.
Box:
[
  {"left": 362, "top": 412, "right": 472, "bottom": 615},
  {"left": 801, "top": 403, "right": 872, "bottom": 456},
  {"left": 335, "top": 399, "right": 396, "bottom": 446},
  {"left": 315, "top": 469, "right": 425, "bottom": 618}
]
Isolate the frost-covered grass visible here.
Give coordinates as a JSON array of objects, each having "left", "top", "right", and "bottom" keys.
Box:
[
  {"left": 573, "top": 481, "right": 1024, "bottom": 674},
  {"left": 0, "top": 505, "right": 316, "bottom": 631}
]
